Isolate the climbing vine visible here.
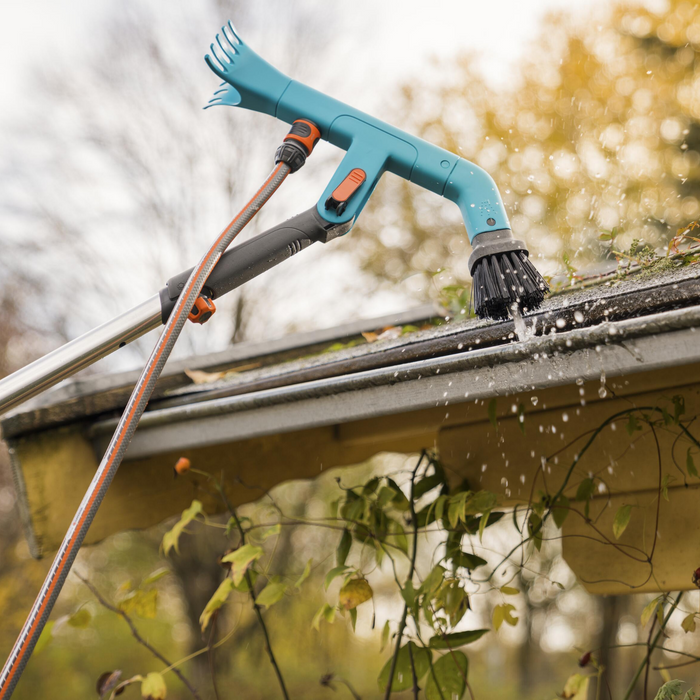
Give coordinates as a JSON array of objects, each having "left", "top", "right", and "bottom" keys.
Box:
[{"left": 39, "top": 391, "right": 700, "bottom": 699}]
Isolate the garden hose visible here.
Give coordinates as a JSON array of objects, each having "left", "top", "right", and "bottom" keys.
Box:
[{"left": 0, "top": 119, "right": 319, "bottom": 698}]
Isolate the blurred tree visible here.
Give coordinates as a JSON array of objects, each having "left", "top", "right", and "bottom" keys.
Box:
[
  {"left": 351, "top": 0, "right": 700, "bottom": 299},
  {"left": 0, "top": 0, "right": 337, "bottom": 364}
]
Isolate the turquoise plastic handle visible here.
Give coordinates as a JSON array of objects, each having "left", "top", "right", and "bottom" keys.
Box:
[{"left": 205, "top": 24, "right": 510, "bottom": 242}]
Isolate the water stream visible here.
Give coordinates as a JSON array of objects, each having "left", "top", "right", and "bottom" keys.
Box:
[{"left": 510, "top": 303, "right": 528, "bottom": 341}]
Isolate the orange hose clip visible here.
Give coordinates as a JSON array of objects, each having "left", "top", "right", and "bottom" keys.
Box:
[{"left": 188, "top": 296, "right": 216, "bottom": 324}]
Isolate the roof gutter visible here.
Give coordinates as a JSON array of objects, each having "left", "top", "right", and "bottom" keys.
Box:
[{"left": 90, "top": 304, "right": 700, "bottom": 459}]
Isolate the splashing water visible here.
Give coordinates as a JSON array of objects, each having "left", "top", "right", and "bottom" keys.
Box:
[{"left": 510, "top": 303, "right": 534, "bottom": 341}]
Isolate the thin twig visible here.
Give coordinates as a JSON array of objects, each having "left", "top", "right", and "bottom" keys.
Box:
[
  {"left": 76, "top": 573, "right": 202, "bottom": 700},
  {"left": 210, "top": 474, "right": 290, "bottom": 700},
  {"left": 208, "top": 610, "right": 221, "bottom": 700},
  {"left": 408, "top": 641, "right": 419, "bottom": 700},
  {"left": 643, "top": 611, "right": 657, "bottom": 700},
  {"left": 383, "top": 451, "right": 425, "bottom": 700}
]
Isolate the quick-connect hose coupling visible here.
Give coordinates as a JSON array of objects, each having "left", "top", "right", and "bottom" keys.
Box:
[{"left": 275, "top": 119, "right": 321, "bottom": 172}]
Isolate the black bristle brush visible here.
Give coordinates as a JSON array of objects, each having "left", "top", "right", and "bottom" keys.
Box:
[{"left": 469, "top": 230, "right": 549, "bottom": 320}]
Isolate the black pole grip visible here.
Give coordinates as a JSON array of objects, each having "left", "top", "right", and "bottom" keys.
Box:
[{"left": 159, "top": 207, "right": 339, "bottom": 323}]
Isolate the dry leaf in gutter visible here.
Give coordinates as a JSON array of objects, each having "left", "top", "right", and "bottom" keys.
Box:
[
  {"left": 362, "top": 326, "right": 403, "bottom": 343},
  {"left": 185, "top": 362, "right": 261, "bottom": 385},
  {"left": 185, "top": 369, "right": 224, "bottom": 384}
]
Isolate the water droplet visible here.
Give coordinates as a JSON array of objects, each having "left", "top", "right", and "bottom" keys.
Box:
[
  {"left": 555, "top": 318, "right": 566, "bottom": 329},
  {"left": 531, "top": 396, "right": 539, "bottom": 406},
  {"left": 562, "top": 413, "right": 569, "bottom": 422},
  {"left": 574, "top": 310, "right": 584, "bottom": 324}
]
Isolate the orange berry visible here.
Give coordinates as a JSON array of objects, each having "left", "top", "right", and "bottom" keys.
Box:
[{"left": 174, "top": 457, "right": 191, "bottom": 476}]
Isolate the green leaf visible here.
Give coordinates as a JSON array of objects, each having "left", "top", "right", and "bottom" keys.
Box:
[
  {"left": 682, "top": 613, "right": 697, "bottom": 633},
  {"left": 434, "top": 580, "right": 468, "bottom": 627},
  {"left": 428, "top": 629, "right": 488, "bottom": 649},
  {"left": 425, "top": 650, "right": 468, "bottom": 700},
  {"left": 401, "top": 579, "right": 416, "bottom": 608},
  {"left": 259, "top": 523, "right": 281, "bottom": 541},
  {"left": 687, "top": 449, "right": 698, "bottom": 478},
  {"left": 389, "top": 519, "right": 409, "bottom": 554},
  {"left": 377, "top": 486, "right": 397, "bottom": 509},
  {"left": 221, "top": 544, "right": 265, "bottom": 587},
  {"left": 232, "top": 568, "right": 258, "bottom": 593},
  {"left": 465, "top": 490, "right": 498, "bottom": 515},
  {"left": 661, "top": 408, "right": 674, "bottom": 426},
  {"left": 654, "top": 680, "right": 685, "bottom": 700},
  {"left": 661, "top": 474, "right": 671, "bottom": 501},
  {"left": 118, "top": 589, "right": 158, "bottom": 619},
  {"left": 337, "top": 529, "right": 352, "bottom": 566},
  {"left": 362, "top": 476, "right": 381, "bottom": 496},
  {"left": 452, "top": 552, "right": 487, "bottom": 571},
  {"left": 324, "top": 565, "right": 349, "bottom": 591},
  {"left": 34, "top": 621, "right": 54, "bottom": 654},
  {"left": 414, "top": 472, "right": 445, "bottom": 499},
  {"left": 312, "top": 603, "right": 336, "bottom": 631},
  {"left": 142, "top": 568, "right": 170, "bottom": 586},
  {"left": 613, "top": 505, "right": 632, "bottom": 540},
  {"left": 626, "top": 414, "right": 641, "bottom": 435},
  {"left": 576, "top": 478, "right": 595, "bottom": 502},
  {"left": 528, "top": 513, "right": 543, "bottom": 551},
  {"left": 339, "top": 579, "right": 373, "bottom": 610},
  {"left": 673, "top": 395, "right": 686, "bottom": 423},
  {"left": 448, "top": 495, "right": 465, "bottom": 529},
  {"left": 162, "top": 500, "right": 204, "bottom": 556},
  {"left": 488, "top": 398, "right": 498, "bottom": 429},
  {"left": 478, "top": 510, "right": 490, "bottom": 542},
  {"left": 641, "top": 597, "right": 661, "bottom": 628},
  {"left": 419, "top": 565, "right": 446, "bottom": 595},
  {"left": 552, "top": 495, "right": 570, "bottom": 528},
  {"left": 295, "top": 559, "right": 313, "bottom": 589},
  {"left": 67, "top": 607, "right": 92, "bottom": 628},
  {"left": 380, "top": 621, "right": 391, "bottom": 652},
  {"left": 563, "top": 673, "right": 590, "bottom": 700},
  {"left": 377, "top": 642, "right": 431, "bottom": 693},
  {"left": 386, "top": 478, "right": 410, "bottom": 511},
  {"left": 492, "top": 603, "right": 518, "bottom": 631},
  {"left": 435, "top": 495, "right": 448, "bottom": 524},
  {"left": 141, "top": 671, "right": 167, "bottom": 700},
  {"left": 256, "top": 581, "right": 286, "bottom": 609},
  {"left": 500, "top": 585, "right": 519, "bottom": 596},
  {"left": 199, "top": 578, "right": 233, "bottom": 632}
]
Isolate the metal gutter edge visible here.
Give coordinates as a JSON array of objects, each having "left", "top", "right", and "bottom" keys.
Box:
[{"left": 91, "top": 305, "right": 700, "bottom": 459}]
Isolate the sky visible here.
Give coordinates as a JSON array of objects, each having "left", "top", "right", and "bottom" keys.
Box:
[{"left": 0, "top": 0, "right": 610, "bottom": 119}]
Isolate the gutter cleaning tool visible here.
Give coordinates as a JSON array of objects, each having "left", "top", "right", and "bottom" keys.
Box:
[
  {"left": 205, "top": 22, "right": 549, "bottom": 320},
  {"left": 0, "top": 21, "right": 549, "bottom": 695}
]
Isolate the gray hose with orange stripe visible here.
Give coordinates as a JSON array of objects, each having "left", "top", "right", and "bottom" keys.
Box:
[{"left": 0, "top": 119, "right": 319, "bottom": 698}]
